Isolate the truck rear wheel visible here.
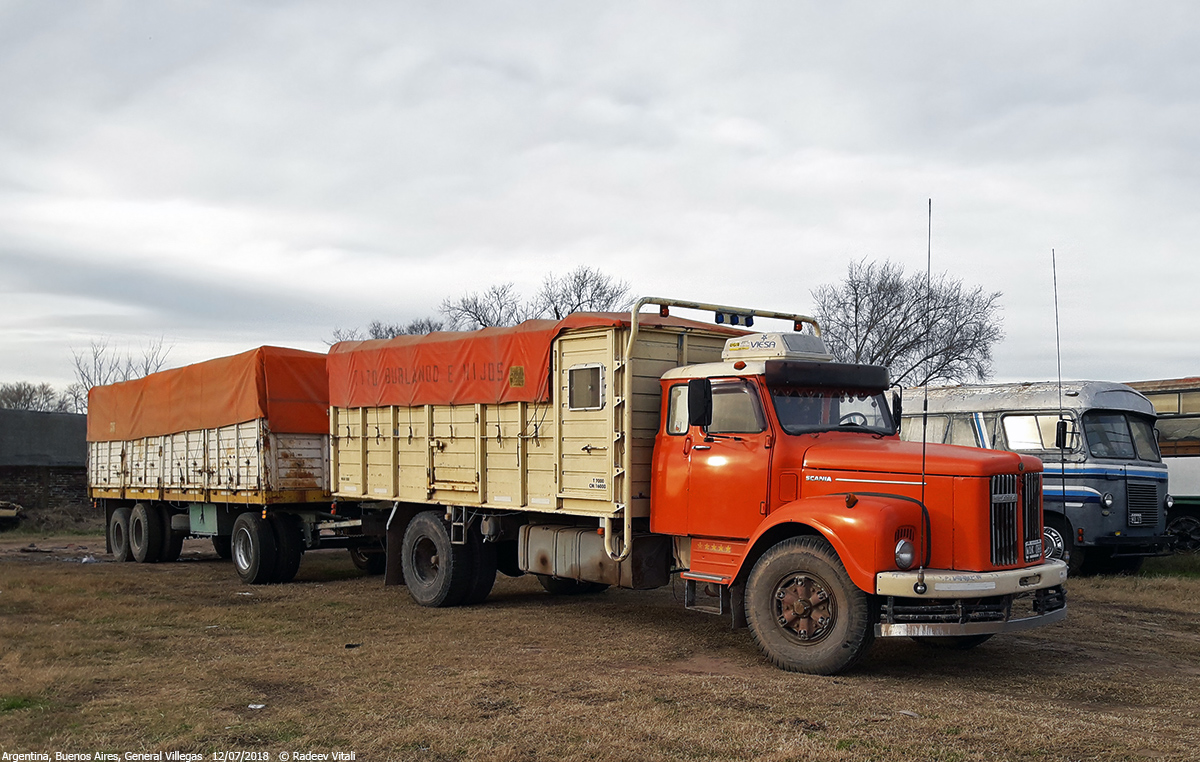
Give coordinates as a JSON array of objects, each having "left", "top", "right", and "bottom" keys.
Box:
[
  {"left": 130, "top": 503, "right": 164, "bottom": 563},
  {"left": 231, "top": 512, "right": 278, "bottom": 584},
  {"left": 212, "top": 535, "right": 233, "bottom": 559},
  {"left": 109, "top": 506, "right": 133, "bottom": 562},
  {"left": 349, "top": 546, "right": 386, "bottom": 575},
  {"left": 158, "top": 505, "right": 184, "bottom": 563},
  {"left": 463, "top": 528, "right": 497, "bottom": 604},
  {"left": 745, "top": 536, "right": 873, "bottom": 675},
  {"left": 401, "top": 511, "right": 472, "bottom": 607},
  {"left": 270, "top": 513, "right": 304, "bottom": 583}
]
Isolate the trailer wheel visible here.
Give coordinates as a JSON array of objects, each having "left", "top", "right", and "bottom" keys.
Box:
[
  {"left": 745, "top": 536, "right": 874, "bottom": 675},
  {"left": 130, "top": 503, "right": 164, "bottom": 563},
  {"left": 401, "top": 511, "right": 471, "bottom": 607},
  {"left": 231, "top": 512, "right": 278, "bottom": 584},
  {"left": 109, "top": 506, "right": 133, "bottom": 562},
  {"left": 212, "top": 535, "right": 233, "bottom": 559},
  {"left": 463, "top": 528, "right": 497, "bottom": 604},
  {"left": 349, "top": 546, "right": 386, "bottom": 575},
  {"left": 158, "top": 505, "right": 184, "bottom": 563},
  {"left": 911, "top": 634, "right": 994, "bottom": 650},
  {"left": 1167, "top": 513, "right": 1200, "bottom": 553},
  {"left": 1044, "top": 514, "right": 1085, "bottom": 576},
  {"left": 536, "top": 575, "right": 609, "bottom": 595},
  {"left": 270, "top": 513, "right": 305, "bottom": 583}
]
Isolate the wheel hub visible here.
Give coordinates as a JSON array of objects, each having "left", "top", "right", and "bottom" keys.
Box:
[
  {"left": 1043, "top": 525, "right": 1067, "bottom": 561},
  {"left": 772, "top": 573, "right": 836, "bottom": 643}
]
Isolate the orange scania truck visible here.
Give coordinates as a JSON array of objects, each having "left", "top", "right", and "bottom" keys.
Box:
[{"left": 90, "top": 298, "right": 1067, "bottom": 674}]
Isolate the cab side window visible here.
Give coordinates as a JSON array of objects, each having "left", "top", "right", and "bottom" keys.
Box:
[
  {"left": 708, "top": 380, "right": 766, "bottom": 434},
  {"left": 666, "top": 385, "right": 689, "bottom": 435}
]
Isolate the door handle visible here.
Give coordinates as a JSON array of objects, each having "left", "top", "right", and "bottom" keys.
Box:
[{"left": 692, "top": 445, "right": 711, "bottom": 451}]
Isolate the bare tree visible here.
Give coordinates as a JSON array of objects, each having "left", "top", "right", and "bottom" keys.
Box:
[
  {"left": 811, "top": 259, "right": 1003, "bottom": 386},
  {"left": 0, "top": 382, "right": 73, "bottom": 412},
  {"left": 327, "top": 317, "right": 445, "bottom": 345},
  {"left": 440, "top": 266, "right": 631, "bottom": 330},
  {"left": 533, "top": 265, "right": 631, "bottom": 319},
  {"left": 439, "top": 283, "right": 531, "bottom": 330},
  {"left": 70, "top": 337, "right": 173, "bottom": 413}
]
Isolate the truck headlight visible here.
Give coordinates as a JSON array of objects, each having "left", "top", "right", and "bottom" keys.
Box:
[
  {"left": 895, "top": 539, "right": 916, "bottom": 570},
  {"left": 1102, "top": 492, "right": 1115, "bottom": 509}
]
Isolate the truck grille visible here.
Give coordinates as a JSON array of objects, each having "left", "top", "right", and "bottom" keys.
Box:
[
  {"left": 1127, "top": 482, "right": 1160, "bottom": 527},
  {"left": 990, "top": 473, "right": 1043, "bottom": 566}
]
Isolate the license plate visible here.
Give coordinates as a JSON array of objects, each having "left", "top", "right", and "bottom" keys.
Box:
[{"left": 1025, "top": 538, "right": 1043, "bottom": 560}]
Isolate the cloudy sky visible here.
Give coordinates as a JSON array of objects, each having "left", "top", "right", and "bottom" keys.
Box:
[{"left": 2, "top": 2, "right": 1197, "bottom": 390}]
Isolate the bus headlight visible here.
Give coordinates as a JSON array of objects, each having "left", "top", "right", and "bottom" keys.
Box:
[
  {"left": 895, "top": 539, "right": 916, "bottom": 570},
  {"left": 1102, "top": 492, "right": 1115, "bottom": 509},
  {"left": 1165, "top": 495, "right": 1175, "bottom": 511}
]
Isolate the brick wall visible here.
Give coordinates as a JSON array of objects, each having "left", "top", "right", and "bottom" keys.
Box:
[{"left": 0, "top": 465, "right": 93, "bottom": 529}]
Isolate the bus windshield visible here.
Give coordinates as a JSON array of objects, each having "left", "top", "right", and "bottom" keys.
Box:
[
  {"left": 1081, "top": 411, "right": 1161, "bottom": 462},
  {"left": 770, "top": 386, "right": 894, "bottom": 435}
]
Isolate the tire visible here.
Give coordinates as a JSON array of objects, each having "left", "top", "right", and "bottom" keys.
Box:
[
  {"left": 231, "top": 512, "right": 278, "bottom": 584},
  {"left": 1167, "top": 513, "right": 1200, "bottom": 553},
  {"left": 130, "top": 502, "right": 164, "bottom": 563},
  {"left": 109, "top": 506, "right": 133, "bottom": 562},
  {"left": 911, "top": 634, "right": 994, "bottom": 650},
  {"left": 1044, "top": 514, "right": 1085, "bottom": 576},
  {"left": 349, "top": 546, "right": 386, "bottom": 575},
  {"left": 270, "top": 513, "right": 305, "bottom": 583},
  {"left": 745, "top": 536, "right": 874, "bottom": 675},
  {"left": 537, "top": 575, "right": 609, "bottom": 595},
  {"left": 212, "top": 535, "right": 233, "bottom": 559},
  {"left": 158, "top": 505, "right": 185, "bottom": 563},
  {"left": 401, "top": 511, "right": 472, "bottom": 607},
  {"left": 463, "top": 528, "right": 498, "bottom": 605}
]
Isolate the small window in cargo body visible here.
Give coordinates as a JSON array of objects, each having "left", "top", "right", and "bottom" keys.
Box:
[
  {"left": 568, "top": 364, "right": 605, "bottom": 410},
  {"left": 666, "top": 385, "right": 689, "bottom": 435}
]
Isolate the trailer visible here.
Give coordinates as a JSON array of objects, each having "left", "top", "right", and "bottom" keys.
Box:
[{"left": 87, "top": 346, "right": 373, "bottom": 581}]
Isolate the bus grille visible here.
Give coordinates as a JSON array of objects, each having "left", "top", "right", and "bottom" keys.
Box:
[
  {"left": 990, "top": 472, "right": 1044, "bottom": 566},
  {"left": 1127, "top": 482, "right": 1160, "bottom": 527}
]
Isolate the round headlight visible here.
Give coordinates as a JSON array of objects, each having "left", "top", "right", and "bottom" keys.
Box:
[
  {"left": 1166, "top": 495, "right": 1175, "bottom": 510},
  {"left": 895, "top": 539, "right": 916, "bottom": 570},
  {"left": 1102, "top": 492, "right": 1115, "bottom": 509}
]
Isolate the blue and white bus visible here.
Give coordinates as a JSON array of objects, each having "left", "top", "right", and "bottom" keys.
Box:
[{"left": 901, "top": 381, "right": 1172, "bottom": 574}]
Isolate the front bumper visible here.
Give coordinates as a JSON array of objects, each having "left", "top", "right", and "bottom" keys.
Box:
[
  {"left": 874, "top": 560, "right": 1068, "bottom": 638},
  {"left": 1092, "top": 533, "right": 1172, "bottom": 557}
]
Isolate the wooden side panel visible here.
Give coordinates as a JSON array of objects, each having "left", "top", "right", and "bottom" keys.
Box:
[{"left": 270, "top": 433, "right": 328, "bottom": 493}]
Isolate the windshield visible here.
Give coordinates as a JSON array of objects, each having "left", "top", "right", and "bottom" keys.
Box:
[
  {"left": 770, "top": 386, "right": 894, "bottom": 435},
  {"left": 1081, "top": 411, "right": 1161, "bottom": 462}
]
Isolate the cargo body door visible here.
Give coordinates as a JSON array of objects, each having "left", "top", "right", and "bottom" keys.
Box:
[{"left": 556, "top": 330, "right": 617, "bottom": 506}]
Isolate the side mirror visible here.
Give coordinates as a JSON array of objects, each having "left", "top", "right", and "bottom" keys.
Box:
[
  {"left": 892, "top": 390, "right": 903, "bottom": 434},
  {"left": 687, "top": 378, "right": 713, "bottom": 428},
  {"left": 1054, "top": 419, "right": 1069, "bottom": 449}
]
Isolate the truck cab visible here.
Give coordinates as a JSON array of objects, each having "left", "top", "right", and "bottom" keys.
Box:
[{"left": 651, "top": 329, "right": 1068, "bottom": 674}]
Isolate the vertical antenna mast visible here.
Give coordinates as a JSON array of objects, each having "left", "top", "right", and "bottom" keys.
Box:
[
  {"left": 1053, "top": 249, "right": 1068, "bottom": 542},
  {"left": 917, "top": 198, "right": 933, "bottom": 583}
]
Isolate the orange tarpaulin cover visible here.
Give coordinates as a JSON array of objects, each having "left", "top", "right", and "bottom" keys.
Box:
[
  {"left": 87, "top": 346, "right": 329, "bottom": 442},
  {"left": 328, "top": 313, "right": 743, "bottom": 409}
]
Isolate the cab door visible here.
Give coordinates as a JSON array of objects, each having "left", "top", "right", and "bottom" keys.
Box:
[{"left": 686, "top": 379, "right": 773, "bottom": 539}]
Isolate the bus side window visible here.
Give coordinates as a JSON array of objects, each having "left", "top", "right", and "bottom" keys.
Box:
[
  {"left": 948, "top": 416, "right": 980, "bottom": 447},
  {"left": 900, "top": 415, "right": 948, "bottom": 444}
]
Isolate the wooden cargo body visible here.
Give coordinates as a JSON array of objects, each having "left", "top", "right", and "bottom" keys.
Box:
[
  {"left": 329, "top": 316, "right": 737, "bottom": 518},
  {"left": 86, "top": 346, "right": 330, "bottom": 505}
]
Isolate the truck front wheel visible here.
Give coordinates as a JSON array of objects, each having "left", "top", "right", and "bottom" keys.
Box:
[
  {"left": 745, "top": 536, "right": 873, "bottom": 675},
  {"left": 401, "top": 511, "right": 472, "bottom": 607}
]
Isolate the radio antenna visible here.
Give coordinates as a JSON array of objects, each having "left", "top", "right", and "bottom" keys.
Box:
[
  {"left": 917, "top": 198, "right": 933, "bottom": 584},
  {"left": 1053, "top": 249, "right": 1068, "bottom": 540}
]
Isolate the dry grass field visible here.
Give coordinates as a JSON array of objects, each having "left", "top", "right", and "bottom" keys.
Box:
[{"left": 1, "top": 533, "right": 1198, "bottom": 762}]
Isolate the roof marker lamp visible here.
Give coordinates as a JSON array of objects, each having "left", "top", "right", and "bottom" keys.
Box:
[
  {"left": 715, "top": 312, "right": 725, "bottom": 325},
  {"left": 659, "top": 305, "right": 670, "bottom": 317}
]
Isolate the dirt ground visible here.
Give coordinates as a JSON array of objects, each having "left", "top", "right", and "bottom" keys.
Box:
[{"left": 0, "top": 534, "right": 1198, "bottom": 762}]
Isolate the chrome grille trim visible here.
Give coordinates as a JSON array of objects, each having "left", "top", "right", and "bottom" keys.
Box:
[
  {"left": 990, "top": 474, "right": 1019, "bottom": 566},
  {"left": 1023, "top": 472, "right": 1042, "bottom": 562}
]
